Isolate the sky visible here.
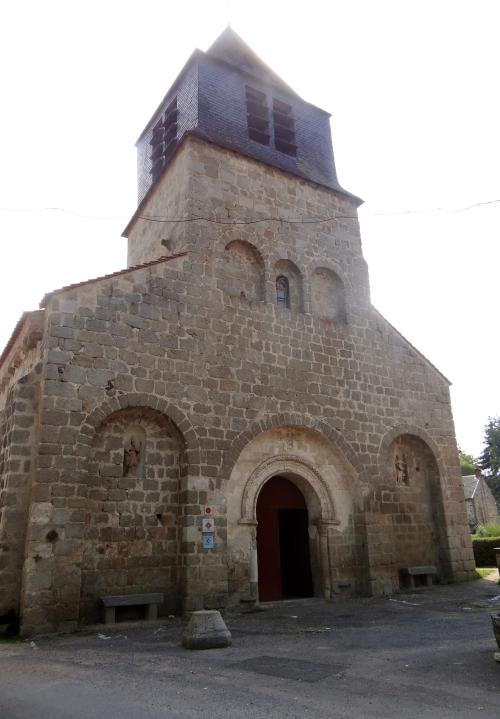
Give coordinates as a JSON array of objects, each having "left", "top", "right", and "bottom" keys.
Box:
[{"left": 1, "top": 0, "right": 499, "bottom": 457}]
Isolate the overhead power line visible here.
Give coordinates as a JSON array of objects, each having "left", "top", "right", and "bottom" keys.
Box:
[{"left": 0, "top": 198, "right": 499, "bottom": 223}]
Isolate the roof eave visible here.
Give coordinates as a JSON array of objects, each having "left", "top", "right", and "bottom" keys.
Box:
[
  {"left": 123, "top": 133, "right": 363, "bottom": 238},
  {"left": 135, "top": 50, "right": 202, "bottom": 146},
  {"left": 0, "top": 310, "right": 45, "bottom": 372},
  {"left": 372, "top": 307, "right": 451, "bottom": 385},
  {"left": 40, "top": 252, "right": 188, "bottom": 307}
]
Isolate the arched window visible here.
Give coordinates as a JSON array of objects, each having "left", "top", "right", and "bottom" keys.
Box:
[{"left": 276, "top": 275, "right": 290, "bottom": 308}]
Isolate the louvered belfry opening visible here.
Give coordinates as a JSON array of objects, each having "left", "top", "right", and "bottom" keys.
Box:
[
  {"left": 149, "top": 97, "right": 178, "bottom": 183},
  {"left": 245, "top": 86, "right": 270, "bottom": 145},
  {"left": 273, "top": 98, "right": 296, "bottom": 156}
]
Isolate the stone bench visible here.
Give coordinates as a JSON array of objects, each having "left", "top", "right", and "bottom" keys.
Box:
[
  {"left": 101, "top": 593, "right": 164, "bottom": 624},
  {"left": 399, "top": 565, "right": 437, "bottom": 589}
]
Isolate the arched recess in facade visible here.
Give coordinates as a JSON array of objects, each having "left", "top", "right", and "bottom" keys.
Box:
[
  {"left": 76, "top": 394, "right": 199, "bottom": 623},
  {"left": 224, "top": 420, "right": 369, "bottom": 603},
  {"left": 378, "top": 424, "right": 453, "bottom": 582}
]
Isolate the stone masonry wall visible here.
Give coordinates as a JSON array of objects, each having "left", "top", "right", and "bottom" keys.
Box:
[
  {"left": 80, "top": 407, "right": 185, "bottom": 623},
  {"left": 0, "top": 364, "right": 41, "bottom": 618},
  {"left": 16, "top": 136, "right": 474, "bottom": 632},
  {"left": 127, "top": 144, "right": 193, "bottom": 268}
]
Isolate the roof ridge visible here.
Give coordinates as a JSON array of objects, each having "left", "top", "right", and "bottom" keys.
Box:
[
  {"left": 40, "top": 252, "right": 188, "bottom": 307},
  {"left": 372, "top": 307, "right": 451, "bottom": 385}
]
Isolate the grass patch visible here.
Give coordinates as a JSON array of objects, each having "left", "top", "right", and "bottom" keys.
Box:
[
  {"left": 474, "top": 523, "right": 500, "bottom": 538},
  {"left": 475, "top": 567, "right": 497, "bottom": 579}
]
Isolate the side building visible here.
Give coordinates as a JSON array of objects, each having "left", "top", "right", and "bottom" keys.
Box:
[
  {"left": 462, "top": 470, "right": 499, "bottom": 533},
  {"left": 0, "top": 28, "right": 474, "bottom": 635}
]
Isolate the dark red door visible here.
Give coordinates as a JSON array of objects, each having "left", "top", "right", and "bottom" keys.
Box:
[{"left": 256, "top": 476, "right": 313, "bottom": 601}]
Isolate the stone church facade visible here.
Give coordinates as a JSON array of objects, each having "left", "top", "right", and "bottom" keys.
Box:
[{"left": 0, "top": 29, "right": 474, "bottom": 635}]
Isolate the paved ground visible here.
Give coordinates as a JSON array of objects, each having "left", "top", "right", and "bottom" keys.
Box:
[{"left": 1, "top": 575, "right": 500, "bottom": 719}]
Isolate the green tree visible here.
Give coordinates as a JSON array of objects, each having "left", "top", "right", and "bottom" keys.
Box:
[
  {"left": 478, "top": 417, "right": 500, "bottom": 476},
  {"left": 458, "top": 450, "right": 476, "bottom": 476},
  {"left": 478, "top": 417, "right": 500, "bottom": 509}
]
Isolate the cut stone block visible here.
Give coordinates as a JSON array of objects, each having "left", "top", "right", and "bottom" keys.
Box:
[{"left": 182, "top": 610, "right": 231, "bottom": 650}]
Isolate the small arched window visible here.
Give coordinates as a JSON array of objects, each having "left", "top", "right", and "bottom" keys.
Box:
[{"left": 276, "top": 275, "right": 290, "bottom": 308}]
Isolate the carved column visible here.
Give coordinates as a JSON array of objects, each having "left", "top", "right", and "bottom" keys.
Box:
[
  {"left": 239, "top": 518, "right": 258, "bottom": 601},
  {"left": 318, "top": 520, "right": 332, "bottom": 600}
]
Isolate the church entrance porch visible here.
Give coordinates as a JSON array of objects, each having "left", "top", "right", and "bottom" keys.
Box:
[
  {"left": 256, "top": 476, "right": 313, "bottom": 602},
  {"left": 226, "top": 426, "right": 364, "bottom": 605}
]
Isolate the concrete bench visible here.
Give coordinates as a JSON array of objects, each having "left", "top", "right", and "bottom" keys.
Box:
[
  {"left": 101, "top": 593, "right": 164, "bottom": 624},
  {"left": 399, "top": 565, "right": 437, "bottom": 589}
]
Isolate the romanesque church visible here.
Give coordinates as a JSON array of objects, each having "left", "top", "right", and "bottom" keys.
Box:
[{"left": 0, "top": 28, "right": 474, "bottom": 635}]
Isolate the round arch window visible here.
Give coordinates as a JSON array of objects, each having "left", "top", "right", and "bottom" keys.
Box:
[{"left": 276, "top": 275, "right": 290, "bottom": 308}]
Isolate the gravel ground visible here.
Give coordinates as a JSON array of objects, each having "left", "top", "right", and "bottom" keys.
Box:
[{"left": 1, "top": 577, "right": 499, "bottom": 719}]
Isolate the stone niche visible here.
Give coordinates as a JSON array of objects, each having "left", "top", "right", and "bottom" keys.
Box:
[
  {"left": 385, "top": 434, "right": 447, "bottom": 574},
  {"left": 218, "top": 239, "right": 265, "bottom": 301},
  {"left": 311, "top": 267, "right": 346, "bottom": 321},
  {"left": 80, "top": 407, "right": 185, "bottom": 623}
]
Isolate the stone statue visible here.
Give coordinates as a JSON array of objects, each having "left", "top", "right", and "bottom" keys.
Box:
[
  {"left": 123, "top": 438, "right": 141, "bottom": 477},
  {"left": 395, "top": 453, "right": 409, "bottom": 485}
]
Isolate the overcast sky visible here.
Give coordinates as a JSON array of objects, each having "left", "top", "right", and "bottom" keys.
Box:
[{"left": 1, "top": 0, "right": 499, "bottom": 457}]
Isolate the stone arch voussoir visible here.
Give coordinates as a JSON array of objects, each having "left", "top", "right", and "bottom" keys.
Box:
[
  {"left": 78, "top": 393, "right": 199, "bottom": 453},
  {"left": 378, "top": 424, "right": 446, "bottom": 480},
  {"left": 221, "top": 414, "right": 360, "bottom": 484},
  {"left": 240, "top": 455, "right": 337, "bottom": 524}
]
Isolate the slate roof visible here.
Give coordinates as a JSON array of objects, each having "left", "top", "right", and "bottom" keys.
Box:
[
  {"left": 206, "top": 26, "right": 302, "bottom": 101},
  {"left": 127, "top": 25, "right": 361, "bottom": 234}
]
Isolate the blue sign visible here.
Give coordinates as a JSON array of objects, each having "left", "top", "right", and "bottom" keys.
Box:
[{"left": 202, "top": 533, "right": 214, "bottom": 549}]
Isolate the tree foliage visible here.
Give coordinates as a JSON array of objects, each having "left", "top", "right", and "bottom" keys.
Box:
[
  {"left": 478, "top": 417, "right": 500, "bottom": 476},
  {"left": 458, "top": 450, "right": 476, "bottom": 476}
]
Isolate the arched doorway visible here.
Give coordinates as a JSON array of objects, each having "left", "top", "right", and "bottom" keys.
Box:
[{"left": 256, "top": 476, "right": 313, "bottom": 601}]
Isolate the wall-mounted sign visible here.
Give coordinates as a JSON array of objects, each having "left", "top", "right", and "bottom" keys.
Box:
[
  {"left": 204, "top": 506, "right": 212, "bottom": 515},
  {"left": 202, "top": 518, "right": 214, "bottom": 533},
  {"left": 202, "top": 534, "right": 214, "bottom": 549}
]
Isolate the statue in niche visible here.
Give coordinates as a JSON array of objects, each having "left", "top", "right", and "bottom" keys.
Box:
[
  {"left": 123, "top": 438, "right": 142, "bottom": 477},
  {"left": 282, "top": 428, "right": 295, "bottom": 451},
  {"left": 394, "top": 453, "right": 410, "bottom": 485}
]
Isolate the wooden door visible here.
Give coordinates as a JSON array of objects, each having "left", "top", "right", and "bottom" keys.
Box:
[{"left": 256, "top": 476, "right": 313, "bottom": 601}]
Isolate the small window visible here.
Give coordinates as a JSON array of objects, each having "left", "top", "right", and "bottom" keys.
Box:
[
  {"left": 149, "top": 97, "right": 178, "bottom": 182},
  {"left": 246, "top": 86, "right": 269, "bottom": 146},
  {"left": 276, "top": 275, "right": 290, "bottom": 308},
  {"left": 273, "top": 99, "right": 297, "bottom": 156}
]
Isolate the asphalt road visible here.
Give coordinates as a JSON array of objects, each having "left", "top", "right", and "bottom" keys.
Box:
[{"left": 1, "top": 577, "right": 499, "bottom": 719}]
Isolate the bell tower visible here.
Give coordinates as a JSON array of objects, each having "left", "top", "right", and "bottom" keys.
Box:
[{"left": 123, "top": 27, "right": 361, "bottom": 268}]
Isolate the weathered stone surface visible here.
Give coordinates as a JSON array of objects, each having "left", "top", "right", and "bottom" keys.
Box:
[
  {"left": 182, "top": 610, "right": 232, "bottom": 649},
  {"left": 0, "top": 39, "right": 475, "bottom": 636}
]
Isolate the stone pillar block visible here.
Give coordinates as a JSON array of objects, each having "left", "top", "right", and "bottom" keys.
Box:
[{"left": 182, "top": 610, "right": 231, "bottom": 650}]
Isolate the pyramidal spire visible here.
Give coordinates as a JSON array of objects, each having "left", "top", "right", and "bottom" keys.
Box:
[{"left": 207, "top": 27, "right": 298, "bottom": 97}]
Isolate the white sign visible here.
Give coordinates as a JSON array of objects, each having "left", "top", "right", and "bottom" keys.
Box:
[
  {"left": 202, "top": 517, "right": 214, "bottom": 533},
  {"left": 204, "top": 506, "right": 213, "bottom": 515}
]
